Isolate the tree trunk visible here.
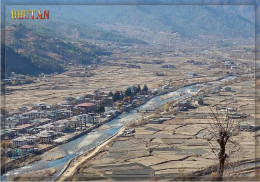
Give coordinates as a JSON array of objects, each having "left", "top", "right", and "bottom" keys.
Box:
[
  {"left": 217, "top": 135, "right": 227, "bottom": 181},
  {"left": 218, "top": 156, "right": 225, "bottom": 180}
]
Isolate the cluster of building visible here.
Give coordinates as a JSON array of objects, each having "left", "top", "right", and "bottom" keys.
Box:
[
  {"left": 2, "top": 88, "right": 153, "bottom": 159},
  {"left": 184, "top": 59, "right": 250, "bottom": 76},
  {"left": 2, "top": 90, "right": 120, "bottom": 158},
  {"left": 5, "top": 72, "right": 35, "bottom": 86},
  {"left": 4, "top": 72, "right": 56, "bottom": 86},
  {"left": 221, "top": 60, "right": 239, "bottom": 70}
]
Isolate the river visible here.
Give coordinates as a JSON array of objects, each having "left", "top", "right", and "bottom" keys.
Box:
[{"left": 2, "top": 76, "right": 236, "bottom": 181}]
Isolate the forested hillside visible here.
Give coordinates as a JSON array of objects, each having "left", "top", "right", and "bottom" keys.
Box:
[
  {"left": 3, "top": 24, "right": 110, "bottom": 76},
  {"left": 2, "top": 45, "right": 65, "bottom": 76}
]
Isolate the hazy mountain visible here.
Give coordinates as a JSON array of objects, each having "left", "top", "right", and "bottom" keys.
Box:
[
  {"left": 6, "top": 5, "right": 254, "bottom": 38},
  {"left": 3, "top": 1, "right": 255, "bottom": 38}
]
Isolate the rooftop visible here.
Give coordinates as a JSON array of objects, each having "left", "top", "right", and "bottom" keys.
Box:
[
  {"left": 19, "top": 145, "right": 35, "bottom": 149},
  {"left": 13, "top": 137, "right": 28, "bottom": 142},
  {"left": 76, "top": 102, "right": 96, "bottom": 107},
  {"left": 13, "top": 124, "right": 32, "bottom": 130}
]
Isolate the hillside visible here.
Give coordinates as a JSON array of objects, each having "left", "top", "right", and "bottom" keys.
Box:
[
  {"left": 2, "top": 45, "right": 37, "bottom": 77},
  {"left": 5, "top": 20, "right": 147, "bottom": 46},
  {"left": 4, "top": 24, "right": 110, "bottom": 76},
  {"left": 47, "top": 5, "right": 254, "bottom": 38},
  {"left": 1, "top": 45, "right": 65, "bottom": 76}
]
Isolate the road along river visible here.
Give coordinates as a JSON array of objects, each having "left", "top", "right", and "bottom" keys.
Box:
[{"left": 2, "top": 76, "right": 236, "bottom": 181}]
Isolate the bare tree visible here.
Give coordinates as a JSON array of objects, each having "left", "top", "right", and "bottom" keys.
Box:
[{"left": 206, "top": 104, "right": 243, "bottom": 180}]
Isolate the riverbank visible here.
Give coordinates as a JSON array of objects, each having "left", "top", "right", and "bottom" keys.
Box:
[
  {"left": 2, "top": 109, "right": 123, "bottom": 174},
  {"left": 56, "top": 111, "right": 160, "bottom": 181},
  {"left": 67, "top": 77, "right": 256, "bottom": 180},
  {"left": 56, "top": 120, "right": 133, "bottom": 181},
  {"left": 3, "top": 74, "right": 253, "bottom": 181},
  {"left": 56, "top": 75, "right": 239, "bottom": 180},
  {"left": 2, "top": 75, "right": 213, "bottom": 175}
]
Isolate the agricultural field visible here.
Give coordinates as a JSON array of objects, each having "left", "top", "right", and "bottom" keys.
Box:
[{"left": 72, "top": 79, "right": 256, "bottom": 180}]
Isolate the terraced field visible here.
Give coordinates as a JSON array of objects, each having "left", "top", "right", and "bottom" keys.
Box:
[{"left": 73, "top": 79, "right": 256, "bottom": 180}]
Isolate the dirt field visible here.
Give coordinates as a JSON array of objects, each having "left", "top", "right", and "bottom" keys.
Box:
[
  {"left": 3, "top": 35, "right": 254, "bottom": 112},
  {"left": 69, "top": 79, "right": 256, "bottom": 180},
  {"left": 4, "top": 52, "right": 223, "bottom": 111}
]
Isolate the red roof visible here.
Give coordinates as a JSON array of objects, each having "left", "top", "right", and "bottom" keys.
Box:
[
  {"left": 76, "top": 102, "right": 96, "bottom": 107},
  {"left": 20, "top": 145, "right": 34, "bottom": 149}
]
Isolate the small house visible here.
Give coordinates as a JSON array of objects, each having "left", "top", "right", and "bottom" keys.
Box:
[
  {"left": 38, "top": 133, "right": 53, "bottom": 143},
  {"left": 224, "top": 87, "right": 232, "bottom": 92},
  {"left": 12, "top": 137, "right": 28, "bottom": 148},
  {"left": 238, "top": 122, "right": 259, "bottom": 131},
  {"left": 32, "top": 103, "right": 48, "bottom": 111},
  {"left": 76, "top": 96, "right": 85, "bottom": 104},
  {"left": 19, "top": 145, "right": 35, "bottom": 154},
  {"left": 187, "top": 72, "right": 198, "bottom": 78},
  {"left": 148, "top": 118, "right": 163, "bottom": 124},
  {"left": 191, "top": 97, "right": 203, "bottom": 106},
  {"left": 55, "top": 124, "right": 66, "bottom": 132},
  {"left": 175, "top": 101, "right": 194, "bottom": 111},
  {"left": 68, "top": 117, "right": 81, "bottom": 129},
  {"left": 19, "top": 106, "right": 28, "bottom": 113}
]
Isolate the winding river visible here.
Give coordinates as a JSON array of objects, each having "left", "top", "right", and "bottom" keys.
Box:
[{"left": 2, "top": 76, "right": 236, "bottom": 181}]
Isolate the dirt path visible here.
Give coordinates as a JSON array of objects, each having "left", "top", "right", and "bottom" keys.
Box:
[{"left": 56, "top": 125, "right": 127, "bottom": 181}]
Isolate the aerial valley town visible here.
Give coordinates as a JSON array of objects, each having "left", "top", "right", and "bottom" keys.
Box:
[{"left": 0, "top": 4, "right": 259, "bottom": 181}]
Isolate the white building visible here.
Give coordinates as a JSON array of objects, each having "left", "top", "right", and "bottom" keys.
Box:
[
  {"left": 12, "top": 137, "right": 28, "bottom": 148},
  {"left": 77, "top": 114, "right": 90, "bottom": 125}
]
